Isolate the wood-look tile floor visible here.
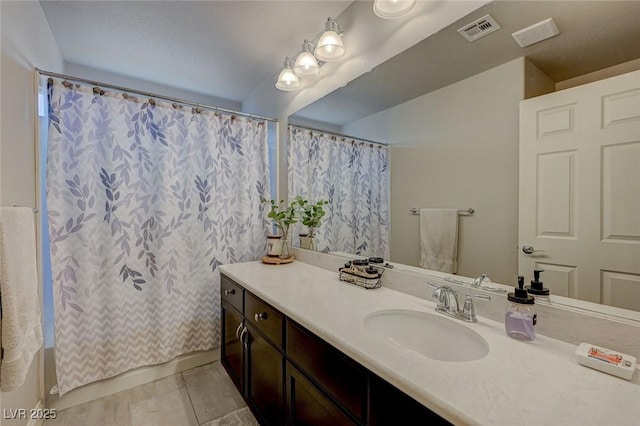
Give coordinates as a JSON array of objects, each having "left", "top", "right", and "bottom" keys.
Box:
[{"left": 45, "top": 362, "right": 258, "bottom": 426}]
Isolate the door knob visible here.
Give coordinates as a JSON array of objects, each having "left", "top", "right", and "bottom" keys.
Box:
[
  {"left": 522, "top": 245, "right": 536, "bottom": 254},
  {"left": 254, "top": 312, "right": 267, "bottom": 321}
]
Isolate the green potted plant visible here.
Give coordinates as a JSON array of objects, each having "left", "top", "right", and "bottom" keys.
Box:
[
  {"left": 263, "top": 198, "right": 299, "bottom": 258},
  {"left": 294, "top": 196, "right": 328, "bottom": 251}
]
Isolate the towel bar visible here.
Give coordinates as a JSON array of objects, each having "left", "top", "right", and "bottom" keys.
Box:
[
  {"left": 9, "top": 205, "right": 38, "bottom": 213},
  {"left": 410, "top": 208, "right": 474, "bottom": 215}
]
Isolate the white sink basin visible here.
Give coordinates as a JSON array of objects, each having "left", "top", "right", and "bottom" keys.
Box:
[{"left": 364, "top": 309, "right": 489, "bottom": 362}]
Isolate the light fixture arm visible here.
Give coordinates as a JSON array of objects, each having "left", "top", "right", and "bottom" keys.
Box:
[
  {"left": 302, "top": 39, "right": 314, "bottom": 53},
  {"left": 324, "top": 17, "right": 343, "bottom": 36},
  {"left": 283, "top": 57, "right": 295, "bottom": 69}
]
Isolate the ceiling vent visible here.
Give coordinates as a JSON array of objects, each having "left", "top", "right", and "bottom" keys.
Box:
[
  {"left": 512, "top": 18, "right": 560, "bottom": 48},
  {"left": 457, "top": 15, "right": 501, "bottom": 42}
]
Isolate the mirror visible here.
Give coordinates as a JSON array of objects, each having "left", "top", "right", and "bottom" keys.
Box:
[{"left": 288, "top": 1, "right": 640, "bottom": 312}]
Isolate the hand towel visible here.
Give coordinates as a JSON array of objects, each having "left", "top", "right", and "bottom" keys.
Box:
[
  {"left": 418, "top": 209, "right": 459, "bottom": 273},
  {"left": 0, "top": 207, "right": 43, "bottom": 392}
]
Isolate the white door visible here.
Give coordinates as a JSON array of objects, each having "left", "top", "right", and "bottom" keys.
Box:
[{"left": 519, "top": 70, "right": 640, "bottom": 311}]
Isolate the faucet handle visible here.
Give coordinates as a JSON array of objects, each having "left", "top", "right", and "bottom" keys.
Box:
[
  {"left": 461, "top": 293, "right": 491, "bottom": 323},
  {"left": 472, "top": 273, "right": 492, "bottom": 287},
  {"left": 432, "top": 285, "right": 455, "bottom": 300}
]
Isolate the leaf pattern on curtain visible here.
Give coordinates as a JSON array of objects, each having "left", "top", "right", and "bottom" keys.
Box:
[
  {"left": 46, "top": 79, "right": 270, "bottom": 395},
  {"left": 288, "top": 126, "right": 390, "bottom": 258}
]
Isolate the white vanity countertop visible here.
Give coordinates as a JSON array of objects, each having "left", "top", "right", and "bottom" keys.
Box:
[{"left": 219, "top": 261, "right": 640, "bottom": 426}]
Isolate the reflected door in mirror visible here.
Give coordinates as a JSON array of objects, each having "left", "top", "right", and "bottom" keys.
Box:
[{"left": 519, "top": 70, "right": 640, "bottom": 312}]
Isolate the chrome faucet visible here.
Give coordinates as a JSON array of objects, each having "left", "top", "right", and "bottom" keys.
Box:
[
  {"left": 432, "top": 286, "right": 460, "bottom": 317},
  {"left": 472, "top": 273, "right": 492, "bottom": 287},
  {"left": 432, "top": 285, "right": 491, "bottom": 323}
]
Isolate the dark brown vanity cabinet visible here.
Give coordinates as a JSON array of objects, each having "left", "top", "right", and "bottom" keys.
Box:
[
  {"left": 221, "top": 302, "right": 244, "bottom": 390},
  {"left": 220, "top": 275, "right": 245, "bottom": 390},
  {"left": 246, "top": 323, "right": 285, "bottom": 425},
  {"left": 369, "top": 374, "right": 451, "bottom": 426},
  {"left": 220, "top": 273, "right": 449, "bottom": 426},
  {"left": 221, "top": 275, "right": 285, "bottom": 426},
  {"left": 286, "top": 320, "right": 366, "bottom": 424},
  {"left": 286, "top": 361, "right": 357, "bottom": 426}
]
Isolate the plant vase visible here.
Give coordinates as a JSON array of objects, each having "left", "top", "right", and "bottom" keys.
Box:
[
  {"left": 266, "top": 234, "right": 283, "bottom": 257},
  {"left": 307, "top": 227, "right": 317, "bottom": 251},
  {"left": 279, "top": 228, "right": 291, "bottom": 259}
]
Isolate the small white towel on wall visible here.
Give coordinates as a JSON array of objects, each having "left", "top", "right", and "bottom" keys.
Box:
[
  {"left": 0, "top": 207, "right": 43, "bottom": 392},
  {"left": 418, "top": 209, "right": 459, "bottom": 273}
]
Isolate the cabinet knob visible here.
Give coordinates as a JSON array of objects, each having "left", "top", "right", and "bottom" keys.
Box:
[
  {"left": 224, "top": 289, "right": 235, "bottom": 296},
  {"left": 254, "top": 312, "right": 267, "bottom": 322}
]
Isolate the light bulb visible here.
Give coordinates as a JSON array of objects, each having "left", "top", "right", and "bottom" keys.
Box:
[
  {"left": 314, "top": 29, "right": 345, "bottom": 62},
  {"left": 373, "top": 0, "right": 416, "bottom": 19},
  {"left": 293, "top": 40, "right": 319, "bottom": 77},
  {"left": 275, "top": 58, "right": 301, "bottom": 91}
]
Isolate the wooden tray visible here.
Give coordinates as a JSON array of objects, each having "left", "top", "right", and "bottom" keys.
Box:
[{"left": 261, "top": 255, "right": 295, "bottom": 265}]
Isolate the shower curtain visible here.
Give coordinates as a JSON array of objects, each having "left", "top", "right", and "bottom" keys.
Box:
[
  {"left": 46, "top": 79, "right": 270, "bottom": 395},
  {"left": 288, "top": 126, "right": 390, "bottom": 258}
]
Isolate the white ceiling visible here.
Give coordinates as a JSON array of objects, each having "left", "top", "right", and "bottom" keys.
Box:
[{"left": 40, "top": 0, "right": 353, "bottom": 104}]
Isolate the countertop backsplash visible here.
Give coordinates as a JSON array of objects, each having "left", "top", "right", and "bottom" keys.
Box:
[{"left": 291, "top": 248, "right": 640, "bottom": 360}]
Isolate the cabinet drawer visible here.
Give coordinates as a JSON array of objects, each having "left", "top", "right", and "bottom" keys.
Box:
[
  {"left": 286, "top": 320, "right": 367, "bottom": 422},
  {"left": 246, "top": 292, "right": 283, "bottom": 349},
  {"left": 221, "top": 274, "right": 243, "bottom": 313}
]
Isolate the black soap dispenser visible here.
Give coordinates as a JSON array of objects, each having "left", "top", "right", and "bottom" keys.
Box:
[
  {"left": 505, "top": 276, "right": 537, "bottom": 341},
  {"left": 526, "top": 269, "right": 550, "bottom": 295}
]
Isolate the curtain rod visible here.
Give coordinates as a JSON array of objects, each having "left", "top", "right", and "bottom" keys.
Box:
[
  {"left": 289, "top": 124, "right": 388, "bottom": 147},
  {"left": 36, "top": 68, "right": 278, "bottom": 123}
]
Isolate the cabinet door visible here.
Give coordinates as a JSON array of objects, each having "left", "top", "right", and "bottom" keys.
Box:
[
  {"left": 368, "top": 374, "right": 451, "bottom": 426},
  {"left": 246, "top": 323, "right": 284, "bottom": 425},
  {"left": 286, "top": 361, "right": 357, "bottom": 426},
  {"left": 286, "top": 320, "right": 366, "bottom": 422},
  {"left": 221, "top": 302, "right": 244, "bottom": 393}
]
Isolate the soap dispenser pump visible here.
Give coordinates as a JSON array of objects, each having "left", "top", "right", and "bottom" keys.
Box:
[
  {"left": 526, "top": 269, "right": 550, "bottom": 295},
  {"left": 505, "top": 276, "right": 537, "bottom": 341}
]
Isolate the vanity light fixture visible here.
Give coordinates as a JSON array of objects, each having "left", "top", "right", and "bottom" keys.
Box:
[
  {"left": 275, "top": 57, "right": 301, "bottom": 91},
  {"left": 314, "top": 17, "right": 345, "bottom": 62},
  {"left": 293, "top": 40, "right": 320, "bottom": 77},
  {"left": 373, "top": 0, "right": 417, "bottom": 19},
  {"left": 276, "top": 17, "right": 346, "bottom": 92}
]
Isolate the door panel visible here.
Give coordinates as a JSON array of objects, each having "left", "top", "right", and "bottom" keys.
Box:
[
  {"left": 534, "top": 262, "right": 576, "bottom": 298},
  {"left": 520, "top": 70, "right": 640, "bottom": 310},
  {"left": 221, "top": 303, "right": 244, "bottom": 393},
  {"left": 602, "top": 141, "right": 640, "bottom": 241},
  {"left": 601, "top": 271, "right": 640, "bottom": 312},
  {"left": 246, "top": 323, "right": 284, "bottom": 426},
  {"left": 536, "top": 150, "right": 576, "bottom": 237},
  {"left": 285, "top": 361, "right": 356, "bottom": 426}
]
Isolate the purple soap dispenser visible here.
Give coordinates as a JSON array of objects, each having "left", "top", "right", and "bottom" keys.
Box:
[{"left": 505, "top": 276, "right": 537, "bottom": 341}]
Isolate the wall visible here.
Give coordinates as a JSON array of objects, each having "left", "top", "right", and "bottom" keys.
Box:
[
  {"left": 556, "top": 57, "right": 640, "bottom": 91},
  {"left": 63, "top": 63, "right": 242, "bottom": 112},
  {"left": 1, "top": 1, "right": 64, "bottom": 424},
  {"left": 343, "top": 58, "right": 527, "bottom": 285}
]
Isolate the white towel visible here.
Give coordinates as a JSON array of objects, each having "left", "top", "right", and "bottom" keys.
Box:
[
  {"left": 418, "top": 209, "right": 459, "bottom": 273},
  {"left": 0, "top": 207, "right": 43, "bottom": 392}
]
